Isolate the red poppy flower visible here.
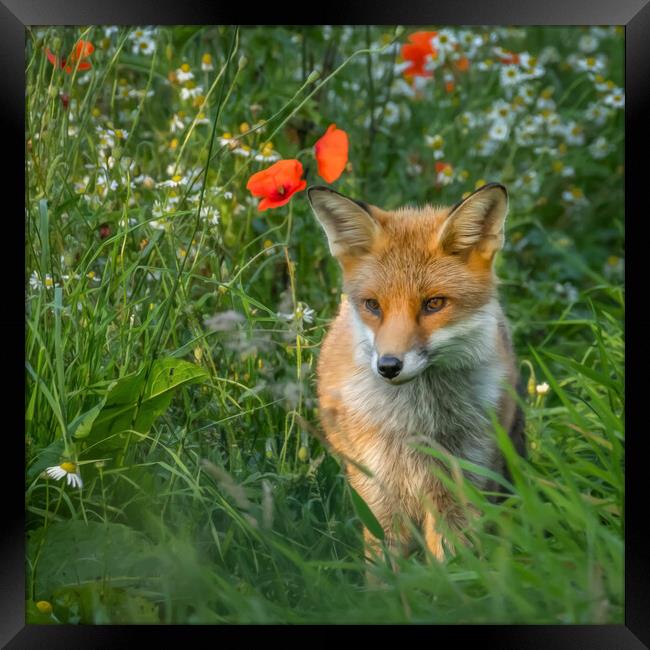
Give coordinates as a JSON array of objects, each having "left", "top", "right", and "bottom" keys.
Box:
[
  {"left": 46, "top": 39, "right": 95, "bottom": 74},
  {"left": 455, "top": 56, "right": 470, "bottom": 72},
  {"left": 314, "top": 124, "right": 349, "bottom": 183},
  {"left": 246, "top": 159, "right": 307, "bottom": 211},
  {"left": 400, "top": 31, "right": 438, "bottom": 79}
]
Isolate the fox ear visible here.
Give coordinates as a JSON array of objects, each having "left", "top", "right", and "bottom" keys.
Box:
[
  {"left": 439, "top": 183, "right": 508, "bottom": 261},
  {"left": 307, "top": 186, "right": 381, "bottom": 259}
]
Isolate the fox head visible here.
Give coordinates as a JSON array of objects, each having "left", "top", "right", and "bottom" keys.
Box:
[{"left": 308, "top": 183, "right": 509, "bottom": 384}]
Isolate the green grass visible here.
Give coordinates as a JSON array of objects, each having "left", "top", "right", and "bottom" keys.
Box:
[{"left": 25, "top": 25, "right": 624, "bottom": 624}]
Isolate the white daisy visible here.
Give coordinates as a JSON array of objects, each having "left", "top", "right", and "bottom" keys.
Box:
[
  {"left": 130, "top": 28, "right": 156, "bottom": 56},
  {"left": 46, "top": 462, "right": 83, "bottom": 489},
  {"left": 603, "top": 89, "right": 624, "bottom": 109},
  {"left": 474, "top": 137, "right": 499, "bottom": 157},
  {"left": 457, "top": 30, "right": 483, "bottom": 57},
  {"left": 589, "top": 136, "right": 614, "bottom": 159},
  {"left": 233, "top": 145, "right": 253, "bottom": 157},
  {"left": 487, "top": 99, "right": 515, "bottom": 123},
  {"left": 513, "top": 169, "right": 541, "bottom": 194},
  {"left": 128, "top": 88, "right": 154, "bottom": 100},
  {"left": 180, "top": 85, "right": 204, "bottom": 101},
  {"left": 436, "top": 164, "right": 455, "bottom": 186},
  {"left": 278, "top": 302, "right": 315, "bottom": 325},
  {"left": 431, "top": 29, "right": 457, "bottom": 60},
  {"left": 458, "top": 111, "right": 478, "bottom": 129},
  {"left": 500, "top": 64, "right": 522, "bottom": 87},
  {"left": 562, "top": 186, "right": 588, "bottom": 206},
  {"left": 517, "top": 84, "right": 536, "bottom": 105},
  {"left": 476, "top": 59, "right": 495, "bottom": 71},
  {"left": 578, "top": 33, "right": 599, "bottom": 53},
  {"left": 585, "top": 101, "right": 611, "bottom": 125},
  {"left": 254, "top": 149, "right": 281, "bottom": 163},
  {"left": 200, "top": 205, "right": 221, "bottom": 225},
  {"left": 201, "top": 53, "right": 214, "bottom": 71},
  {"left": 175, "top": 65, "right": 194, "bottom": 83},
  {"left": 170, "top": 113, "right": 186, "bottom": 133},
  {"left": 133, "top": 37, "right": 155, "bottom": 56},
  {"left": 563, "top": 121, "right": 586, "bottom": 146},
  {"left": 381, "top": 101, "right": 404, "bottom": 126},
  {"left": 488, "top": 119, "right": 510, "bottom": 142},
  {"left": 425, "top": 134, "right": 445, "bottom": 159},
  {"left": 157, "top": 173, "right": 187, "bottom": 188},
  {"left": 575, "top": 55, "right": 607, "bottom": 74},
  {"left": 96, "top": 126, "right": 116, "bottom": 150}
]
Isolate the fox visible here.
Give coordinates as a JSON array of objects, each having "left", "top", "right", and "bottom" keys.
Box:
[{"left": 307, "top": 182, "right": 526, "bottom": 566}]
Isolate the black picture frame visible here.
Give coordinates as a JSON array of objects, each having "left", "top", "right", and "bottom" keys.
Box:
[{"left": 7, "top": 1, "right": 648, "bottom": 646}]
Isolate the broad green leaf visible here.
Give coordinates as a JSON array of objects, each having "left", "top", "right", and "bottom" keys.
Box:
[
  {"left": 70, "top": 400, "right": 106, "bottom": 439},
  {"left": 27, "top": 520, "right": 161, "bottom": 598},
  {"left": 349, "top": 486, "right": 384, "bottom": 541},
  {"left": 84, "top": 358, "right": 209, "bottom": 448}
]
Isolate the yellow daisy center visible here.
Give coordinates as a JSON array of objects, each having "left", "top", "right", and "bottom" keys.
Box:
[{"left": 60, "top": 461, "right": 76, "bottom": 473}]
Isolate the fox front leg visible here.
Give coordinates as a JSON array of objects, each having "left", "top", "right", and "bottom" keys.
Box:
[
  {"left": 362, "top": 509, "right": 414, "bottom": 584},
  {"left": 422, "top": 508, "right": 447, "bottom": 562}
]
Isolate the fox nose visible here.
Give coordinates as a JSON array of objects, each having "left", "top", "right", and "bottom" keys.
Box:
[{"left": 377, "top": 355, "right": 403, "bottom": 379}]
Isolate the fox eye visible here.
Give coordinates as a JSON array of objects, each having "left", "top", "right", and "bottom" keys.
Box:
[
  {"left": 364, "top": 298, "right": 381, "bottom": 315},
  {"left": 423, "top": 297, "right": 447, "bottom": 313}
]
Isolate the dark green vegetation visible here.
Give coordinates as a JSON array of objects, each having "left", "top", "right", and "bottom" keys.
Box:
[{"left": 25, "top": 26, "right": 624, "bottom": 623}]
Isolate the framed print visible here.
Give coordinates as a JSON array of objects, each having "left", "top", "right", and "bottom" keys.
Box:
[{"left": 5, "top": 0, "right": 648, "bottom": 645}]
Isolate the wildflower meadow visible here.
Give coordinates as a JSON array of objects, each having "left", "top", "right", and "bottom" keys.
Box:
[{"left": 25, "top": 26, "right": 624, "bottom": 624}]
